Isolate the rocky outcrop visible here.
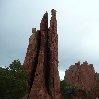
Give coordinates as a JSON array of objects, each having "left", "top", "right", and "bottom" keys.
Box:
[
  {"left": 64, "top": 61, "right": 99, "bottom": 99},
  {"left": 64, "top": 61, "right": 95, "bottom": 92},
  {"left": 23, "top": 9, "right": 62, "bottom": 99}
]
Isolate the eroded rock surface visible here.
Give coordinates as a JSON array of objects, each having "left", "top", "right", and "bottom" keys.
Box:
[
  {"left": 64, "top": 61, "right": 99, "bottom": 99},
  {"left": 23, "top": 9, "right": 61, "bottom": 99},
  {"left": 64, "top": 61, "right": 95, "bottom": 92}
]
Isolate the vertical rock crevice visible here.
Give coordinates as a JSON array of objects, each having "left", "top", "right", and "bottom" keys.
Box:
[
  {"left": 44, "top": 29, "right": 51, "bottom": 95},
  {"left": 23, "top": 9, "right": 62, "bottom": 99},
  {"left": 29, "top": 31, "right": 41, "bottom": 92}
]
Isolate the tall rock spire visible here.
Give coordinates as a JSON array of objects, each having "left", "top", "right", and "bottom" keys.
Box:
[
  {"left": 40, "top": 12, "right": 48, "bottom": 31},
  {"left": 23, "top": 9, "right": 62, "bottom": 99},
  {"left": 48, "top": 9, "right": 61, "bottom": 99}
]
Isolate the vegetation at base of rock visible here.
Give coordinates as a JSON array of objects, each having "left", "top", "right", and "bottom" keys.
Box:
[
  {"left": 60, "top": 80, "right": 78, "bottom": 99},
  {"left": 0, "top": 60, "right": 29, "bottom": 99},
  {"left": 85, "top": 91, "right": 91, "bottom": 97}
]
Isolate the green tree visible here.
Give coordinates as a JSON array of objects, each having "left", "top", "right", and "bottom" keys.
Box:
[
  {"left": 0, "top": 60, "right": 29, "bottom": 99},
  {"left": 60, "top": 80, "right": 78, "bottom": 99}
]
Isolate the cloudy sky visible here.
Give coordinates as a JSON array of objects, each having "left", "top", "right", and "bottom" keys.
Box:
[{"left": 1, "top": 0, "right": 99, "bottom": 79}]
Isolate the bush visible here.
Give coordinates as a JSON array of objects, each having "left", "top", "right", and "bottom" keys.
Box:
[
  {"left": 0, "top": 60, "right": 29, "bottom": 99},
  {"left": 60, "top": 80, "right": 78, "bottom": 99}
]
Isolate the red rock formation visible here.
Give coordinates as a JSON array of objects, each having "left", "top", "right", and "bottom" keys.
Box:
[
  {"left": 23, "top": 9, "right": 62, "bottom": 99},
  {"left": 91, "top": 73, "right": 99, "bottom": 98},
  {"left": 64, "top": 61, "right": 95, "bottom": 92},
  {"left": 64, "top": 61, "right": 99, "bottom": 99}
]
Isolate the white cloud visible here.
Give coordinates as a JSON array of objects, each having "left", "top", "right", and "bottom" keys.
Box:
[{"left": 59, "top": 70, "right": 65, "bottom": 80}]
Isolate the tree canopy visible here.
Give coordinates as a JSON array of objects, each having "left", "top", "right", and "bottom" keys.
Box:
[
  {"left": 0, "top": 60, "right": 28, "bottom": 99},
  {"left": 60, "top": 80, "right": 78, "bottom": 99}
]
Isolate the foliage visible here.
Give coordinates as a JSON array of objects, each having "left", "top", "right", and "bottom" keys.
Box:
[
  {"left": 0, "top": 60, "right": 29, "bottom": 99},
  {"left": 60, "top": 80, "right": 78, "bottom": 99},
  {"left": 85, "top": 91, "right": 91, "bottom": 97}
]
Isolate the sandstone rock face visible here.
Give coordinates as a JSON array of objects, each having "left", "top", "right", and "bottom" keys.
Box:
[
  {"left": 23, "top": 9, "right": 62, "bottom": 99},
  {"left": 92, "top": 73, "right": 99, "bottom": 98},
  {"left": 64, "top": 61, "right": 95, "bottom": 92},
  {"left": 64, "top": 61, "right": 99, "bottom": 99}
]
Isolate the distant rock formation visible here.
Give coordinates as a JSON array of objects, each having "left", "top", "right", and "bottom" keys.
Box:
[
  {"left": 23, "top": 9, "right": 62, "bottom": 99},
  {"left": 64, "top": 61, "right": 99, "bottom": 98},
  {"left": 64, "top": 61, "right": 95, "bottom": 92}
]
